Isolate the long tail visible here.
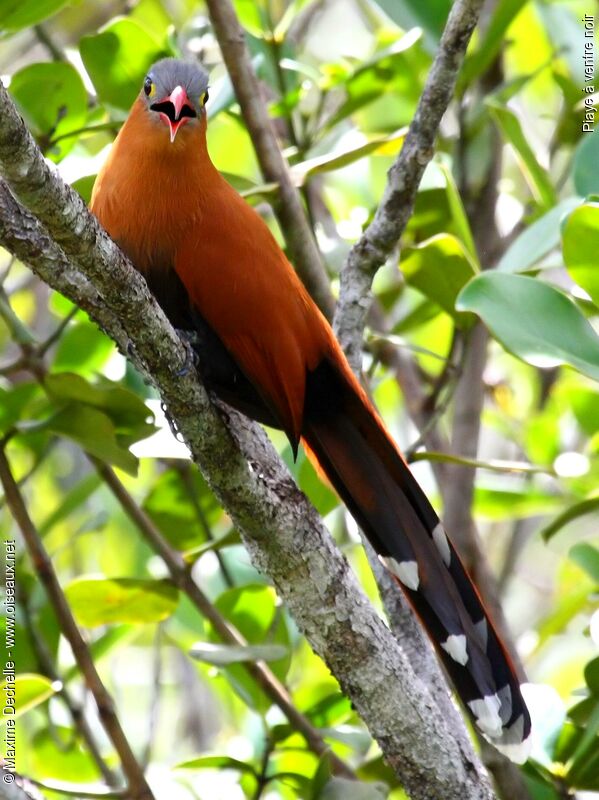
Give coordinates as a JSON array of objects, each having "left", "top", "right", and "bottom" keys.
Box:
[{"left": 302, "top": 358, "right": 531, "bottom": 762}]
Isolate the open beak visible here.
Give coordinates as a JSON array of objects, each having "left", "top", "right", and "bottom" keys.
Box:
[{"left": 150, "top": 86, "right": 196, "bottom": 143}]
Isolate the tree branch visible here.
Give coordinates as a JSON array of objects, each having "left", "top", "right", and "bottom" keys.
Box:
[
  {"left": 0, "top": 79, "right": 493, "bottom": 798},
  {"left": 204, "top": 0, "right": 334, "bottom": 318},
  {"left": 93, "top": 459, "right": 354, "bottom": 780},
  {"left": 334, "top": 0, "right": 485, "bottom": 369},
  {"left": 0, "top": 448, "right": 151, "bottom": 800}
]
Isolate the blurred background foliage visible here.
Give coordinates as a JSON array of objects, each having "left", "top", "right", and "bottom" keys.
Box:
[{"left": 0, "top": 0, "right": 598, "bottom": 798}]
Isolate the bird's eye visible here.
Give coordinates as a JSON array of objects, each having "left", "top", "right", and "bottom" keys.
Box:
[
  {"left": 144, "top": 77, "right": 155, "bottom": 97},
  {"left": 200, "top": 90, "right": 209, "bottom": 105}
]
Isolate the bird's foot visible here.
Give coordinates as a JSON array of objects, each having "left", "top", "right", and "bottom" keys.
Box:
[{"left": 175, "top": 329, "right": 200, "bottom": 377}]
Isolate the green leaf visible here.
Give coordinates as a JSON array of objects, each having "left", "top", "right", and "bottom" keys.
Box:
[
  {"left": 80, "top": 19, "right": 169, "bottom": 110},
  {"left": 30, "top": 726, "right": 101, "bottom": 782},
  {"left": 63, "top": 625, "right": 137, "bottom": 684},
  {"left": 474, "top": 486, "right": 563, "bottom": 520},
  {"left": 401, "top": 234, "right": 478, "bottom": 325},
  {"left": 374, "top": 0, "right": 451, "bottom": 41},
  {"left": 0, "top": 674, "right": 56, "bottom": 719},
  {"left": 541, "top": 497, "right": 599, "bottom": 541},
  {"left": 0, "top": 0, "right": 70, "bottom": 34},
  {"left": 498, "top": 198, "right": 581, "bottom": 273},
  {"left": 459, "top": 0, "right": 528, "bottom": 89},
  {"left": 439, "top": 162, "right": 477, "bottom": 261},
  {"left": 143, "top": 468, "right": 221, "bottom": 551},
  {"left": 9, "top": 62, "right": 87, "bottom": 161},
  {"left": 176, "top": 754, "right": 257, "bottom": 774},
  {"left": 45, "top": 372, "right": 155, "bottom": 446},
  {"left": 190, "top": 642, "right": 288, "bottom": 665},
  {"left": 53, "top": 320, "right": 114, "bottom": 375},
  {"left": 569, "top": 543, "right": 599, "bottom": 584},
  {"left": 183, "top": 528, "right": 241, "bottom": 559},
  {"left": 209, "top": 586, "right": 291, "bottom": 710},
  {"left": 65, "top": 577, "right": 178, "bottom": 627},
  {"left": 46, "top": 405, "right": 139, "bottom": 475},
  {"left": 487, "top": 100, "right": 556, "bottom": 209},
  {"left": 456, "top": 273, "right": 599, "bottom": 382},
  {"left": 233, "top": 0, "right": 267, "bottom": 37},
  {"left": 322, "top": 34, "right": 423, "bottom": 130},
  {"left": 585, "top": 657, "right": 599, "bottom": 696},
  {"left": 72, "top": 174, "right": 97, "bottom": 205},
  {"left": 289, "top": 129, "right": 406, "bottom": 184},
  {"left": 563, "top": 203, "right": 599, "bottom": 307},
  {"left": 566, "top": 702, "right": 599, "bottom": 785},
  {"left": 39, "top": 473, "right": 103, "bottom": 535},
  {"left": 0, "top": 383, "right": 39, "bottom": 435},
  {"left": 573, "top": 129, "right": 599, "bottom": 198}
]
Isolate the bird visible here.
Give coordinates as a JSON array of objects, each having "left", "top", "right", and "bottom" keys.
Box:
[{"left": 90, "top": 57, "right": 531, "bottom": 761}]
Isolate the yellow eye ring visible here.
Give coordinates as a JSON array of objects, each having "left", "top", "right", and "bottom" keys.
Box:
[
  {"left": 200, "top": 90, "right": 209, "bottom": 106},
  {"left": 144, "top": 77, "right": 156, "bottom": 97}
]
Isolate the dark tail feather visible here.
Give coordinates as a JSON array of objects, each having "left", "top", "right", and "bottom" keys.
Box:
[{"left": 303, "top": 359, "right": 531, "bottom": 762}]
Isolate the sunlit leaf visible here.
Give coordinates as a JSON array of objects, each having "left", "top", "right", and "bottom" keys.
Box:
[
  {"left": 0, "top": 674, "right": 57, "bottom": 719},
  {"left": 473, "top": 485, "right": 563, "bottom": 520},
  {"left": 46, "top": 372, "right": 156, "bottom": 447},
  {"left": 498, "top": 197, "right": 581, "bottom": 273},
  {"left": 63, "top": 625, "right": 137, "bottom": 684},
  {"left": 0, "top": 0, "right": 70, "bottom": 34},
  {"left": 569, "top": 543, "right": 599, "bottom": 584},
  {"left": 572, "top": 129, "right": 599, "bottom": 198},
  {"left": 65, "top": 577, "right": 178, "bottom": 626},
  {"left": 290, "top": 129, "right": 406, "bottom": 183},
  {"left": 439, "top": 162, "right": 477, "bottom": 260},
  {"left": 459, "top": 0, "right": 528, "bottom": 88},
  {"left": 457, "top": 273, "right": 599, "bottom": 382},
  {"left": 39, "top": 473, "right": 103, "bottom": 535},
  {"left": 52, "top": 321, "right": 114, "bottom": 375},
  {"left": 541, "top": 497, "right": 599, "bottom": 541},
  {"left": 45, "top": 405, "right": 139, "bottom": 475},
  {"left": 0, "top": 383, "right": 40, "bottom": 435},
  {"left": 563, "top": 203, "right": 599, "bottom": 307},
  {"left": 9, "top": 62, "right": 87, "bottom": 161},
  {"left": 80, "top": 19, "right": 169, "bottom": 110},
  {"left": 143, "top": 467, "right": 221, "bottom": 551},
  {"left": 30, "top": 726, "right": 101, "bottom": 782},
  {"left": 322, "top": 33, "right": 422, "bottom": 130},
  {"left": 374, "top": 0, "right": 451, "bottom": 41},
  {"left": 208, "top": 586, "right": 291, "bottom": 710},
  {"left": 401, "top": 233, "right": 478, "bottom": 325},
  {"left": 176, "top": 754, "right": 257, "bottom": 773},
  {"left": 486, "top": 100, "right": 556, "bottom": 209}
]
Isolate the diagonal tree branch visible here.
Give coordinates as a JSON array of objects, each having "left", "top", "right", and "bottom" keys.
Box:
[
  {"left": 0, "top": 448, "right": 150, "bottom": 800},
  {"left": 334, "top": 0, "right": 485, "bottom": 369},
  {"left": 0, "top": 82, "right": 493, "bottom": 798}
]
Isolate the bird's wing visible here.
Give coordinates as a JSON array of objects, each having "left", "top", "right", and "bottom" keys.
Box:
[{"left": 173, "top": 184, "right": 330, "bottom": 448}]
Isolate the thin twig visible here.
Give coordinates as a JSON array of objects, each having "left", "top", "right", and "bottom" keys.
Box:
[
  {"left": 92, "top": 458, "right": 354, "bottom": 781},
  {"left": 204, "top": 0, "right": 334, "bottom": 318},
  {"left": 334, "top": 0, "right": 486, "bottom": 369},
  {"left": 20, "top": 591, "right": 119, "bottom": 787},
  {"left": 0, "top": 447, "right": 154, "bottom": 800}
]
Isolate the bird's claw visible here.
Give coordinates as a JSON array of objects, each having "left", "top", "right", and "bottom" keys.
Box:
[{"left": 176, "top": 329, "right": 200, "bottom": 377}]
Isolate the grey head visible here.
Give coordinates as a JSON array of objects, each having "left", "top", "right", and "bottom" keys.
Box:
[{"left": 140, "top": 58, "right": 210, "bottom": 142}]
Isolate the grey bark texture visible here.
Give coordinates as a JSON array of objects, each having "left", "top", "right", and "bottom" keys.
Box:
[{"left": 334, "top": 0, "right": 486, "bottom": 370}]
